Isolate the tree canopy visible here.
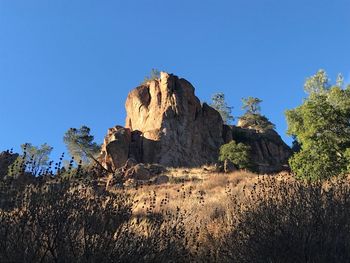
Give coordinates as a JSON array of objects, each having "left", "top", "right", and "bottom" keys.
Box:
[
  {"left": 241, "top": 96, "right": 262, "bottom": 114},
  {"left": 210, "top": 92, "right": 234, "bottom": 124},
  {"left": 8, "top": 143, "right": 53, "bottom": 176},
  {"left": 63, "top": 126, "right": 101, "bottom": 167},
  {"left": 303, "top": 69, "right": 330, "bottom": 94},
  {"left": 286, "top": 70, "right": 350, "bottom": 180}
]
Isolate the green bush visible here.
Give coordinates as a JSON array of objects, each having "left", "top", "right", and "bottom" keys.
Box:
[{"left": 219, "top": 140, "right": 251, "bottom": 169}]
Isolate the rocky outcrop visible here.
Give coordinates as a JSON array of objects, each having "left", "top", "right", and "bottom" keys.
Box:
[
  {"left": 100, "top": 72, "right": 292, "bottom": 174},
  {"left": 223, "top": 125, "right": 292, "bottom": 173},
  {"left": 99, "top": 126, "right": 131, "bottom": 171},
  {"left": 101, "top": 72, "right": 223, "bottom": 170},
  {"left": 125, "top": 72, "right": 224, "bottom": 167}
]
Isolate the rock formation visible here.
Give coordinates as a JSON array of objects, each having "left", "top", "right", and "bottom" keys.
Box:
[
  {"left": 99, "top": 126, "right": 131, "bottom": 172},
  {"left": 100, "top": 72, "right": 224, "bottom": 170},
  {"left": 223, "top": 125, "right": 292, "bottom": 173},
  {"left": 125, "top": 72, "right": 224, "bottom": 167},
  {"left": 100, "top": 72, "right": 292, "bottom": 174}
]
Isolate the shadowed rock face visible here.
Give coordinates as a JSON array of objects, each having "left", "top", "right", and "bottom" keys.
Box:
[
  {"left": 100, "top": 72, "right": 292, "bottom": 173},
  {"left": 223, "top": 125, "right": 292, "bottom": 173}
]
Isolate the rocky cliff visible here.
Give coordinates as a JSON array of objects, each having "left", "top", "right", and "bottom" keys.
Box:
[
  {"left": 99, "top": 72, "right": 292, "bottom": 173},
  {"left": 124, "top": 72, "right": 224, "bottom": 167}
]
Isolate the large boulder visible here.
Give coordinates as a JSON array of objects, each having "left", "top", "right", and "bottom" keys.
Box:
[
  {"left": 124, "top": 72, "right": 223, "bottom": 167},
  {"left": 99, "top": 126, "right": 131, "bottom": 171},
  {"left": 125, "top": 164, "right": 151, "bottom": 180}
]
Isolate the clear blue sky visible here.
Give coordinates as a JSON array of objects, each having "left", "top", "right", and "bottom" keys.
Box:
[{"left": 1, "top": 0, "right": 349, "bottom": 160}]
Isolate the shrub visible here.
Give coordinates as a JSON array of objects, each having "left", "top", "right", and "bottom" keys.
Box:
[
  {"left": 0, "top": 178, "right": 199, "bottom": 262},
  {"left": 0, "top": 180, "right": 134, "bottom": 262},
  {"left": 219, "top": 140, "right": 251, "bottom": 169},
  {"left": 221, "top": 175, "right": 350, "bottom": 262}
]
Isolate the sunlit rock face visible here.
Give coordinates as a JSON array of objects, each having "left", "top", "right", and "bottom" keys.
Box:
[
  {"left": 100, "top": 72, "right": 292, "bottom": 173},
  {"left": 99, "top": 126, "right": 131, "bottom": 172},
  {"left": 124, "top": 72, "right": 224, "bottom": 167}
]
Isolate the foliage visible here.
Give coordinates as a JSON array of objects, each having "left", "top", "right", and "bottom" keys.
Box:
[
  {"left": 239, "top": 113, "right": 275, "bottom": 131},
  {"left": 286, "top": 70, "right": 350, "bottom": 180},
  {"left": 210, "top": 92, "right": 234, "bottom": 124},
  {"left": 240, "top": 97, "right": 275, "bottom": 131},
  {"left": 291, "top": 135, "right": 301, "bottom": 152},
  {"left": 219, "top": 140, "right": 251, "bottom": 169},
  {"left": 7, "top": 156, "right": 25, "bottom": 177},
  {"left": 143, "top": 68, "right": 160, "bottom": 83},
  {"left": 8, "top": 143, "right": 53, "bottom": 176},
  {"left": 63, "top": 126, "right": 101, "bottom": 166},
  {"left": 304, "top": 69, "right": 330, "bottom": 94},
  {"left": 241, "top": 96, "right": 262, "bottom": 114}
]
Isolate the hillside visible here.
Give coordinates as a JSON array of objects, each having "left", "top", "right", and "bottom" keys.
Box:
[{"left": 2, "top": 71, "right": 350, "bottom": 262}]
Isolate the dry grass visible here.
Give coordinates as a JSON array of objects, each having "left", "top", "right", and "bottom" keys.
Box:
[
  {"left": 121, "top": 167, "right": 284, "bottom": 229},
  {"left": 2, "top": 166, "right": 350, "bottom": 262}
]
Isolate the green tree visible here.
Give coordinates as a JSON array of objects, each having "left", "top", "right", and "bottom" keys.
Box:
[
  {"left": 304, "top": 69, "right": 330, "bottom": 94},
  {"left": 286, "top": 70, "right": 350, "bottom": 180},
  {"left": 219, "top": 140, "right": 251, "bottom": 169},
  {"left": 239, "top": 97, "right": 275, "bottom": 131},
  {"left": 8, "top": 143, "right": 53, "bottom": 176},
  {"left": 241, "top": 96, "right": 262, "bottom": 114},
  {"left": 210, "top": 93, "right": 234, "bottom": 124},
  {"left": 63, "top": 126, "right": 104, "bottom": 170}
]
